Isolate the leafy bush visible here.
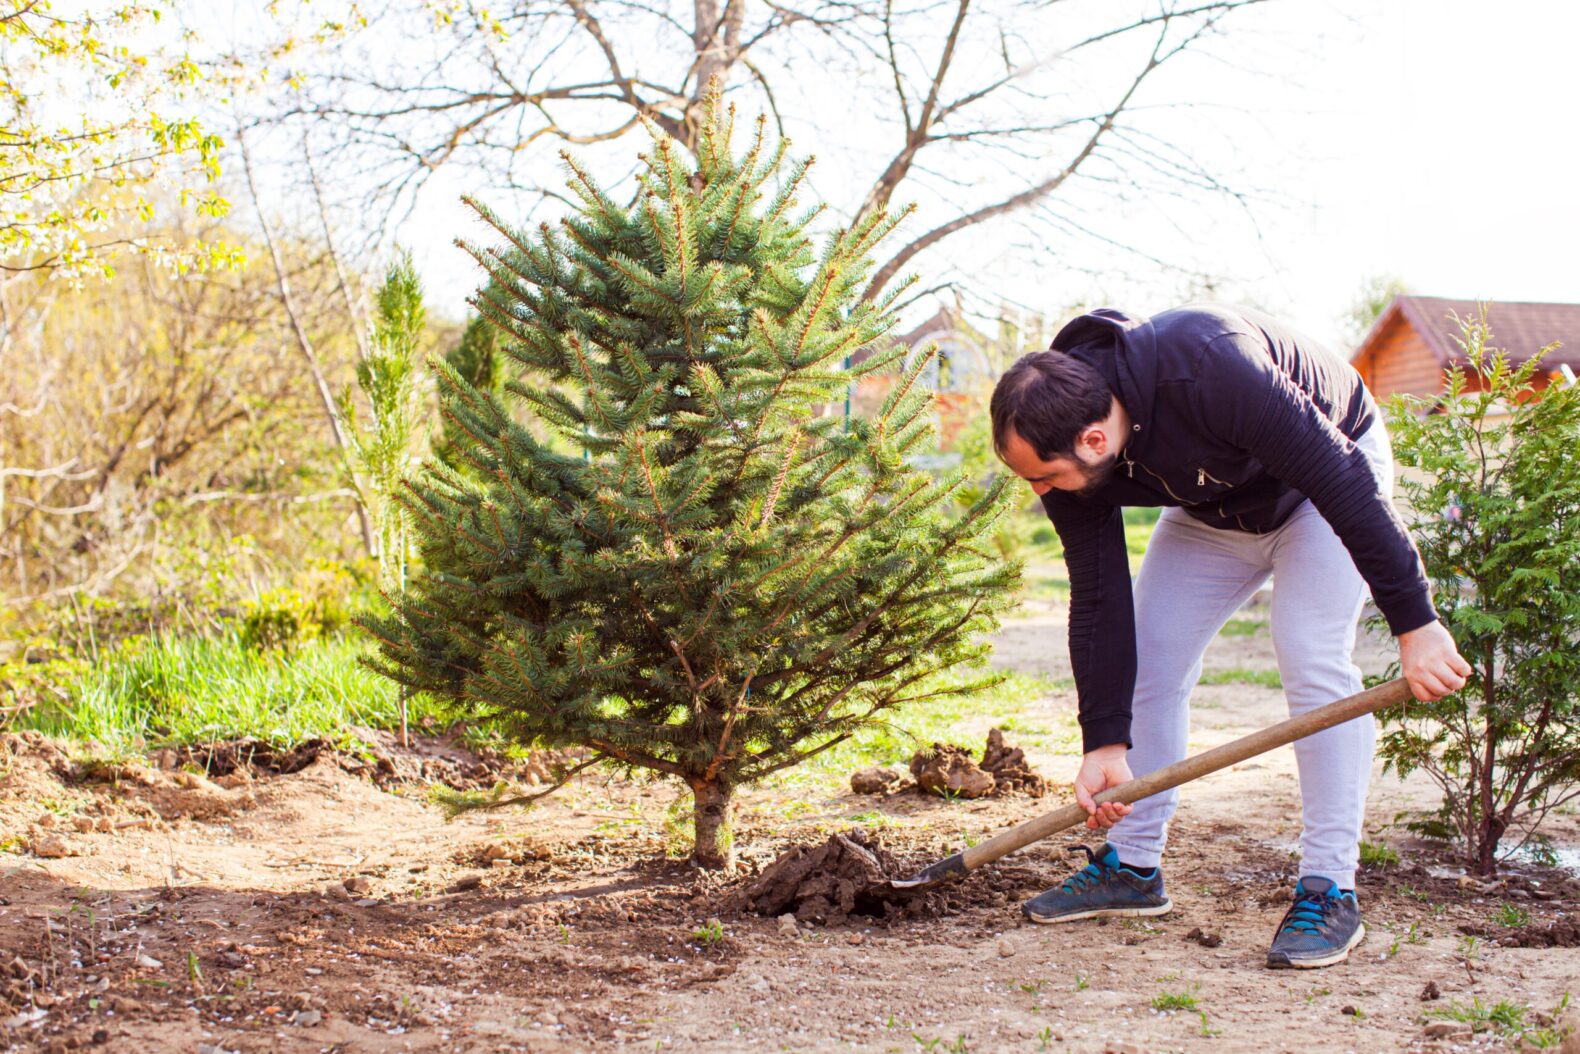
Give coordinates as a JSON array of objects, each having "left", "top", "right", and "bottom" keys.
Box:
[{"left": 1378, "top": 313, "right": 1580, "bottom": 874}]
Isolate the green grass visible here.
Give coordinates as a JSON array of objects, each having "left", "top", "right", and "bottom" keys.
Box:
[
  {"left": 1425, "top": 997, "right": 1528, "bottom": 1033},
  {"left": 1152, "top": 987, "right": 1200, "bottom": 1012},
  {"left": 1198, "top": 667, "right": 1283, "bottom": 689},
  {"left": 1359, "top": 840, "right": 1400, "bottom": 868},
  {"left": 12, "top": 628, "right": 449, "bottom": 755},
  {"left": 1218, "top": 617, "right": 1265, "bottom": 637},
  {"left": 1494, "top": 901, "right": 1531, "bottom": 928}
]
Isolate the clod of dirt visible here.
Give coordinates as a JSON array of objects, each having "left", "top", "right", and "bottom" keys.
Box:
[
  {"left": 1184, "top": 926, "right": 1223, "bottom": 948},
  {"left": 742, "top": 831, "right": 899, "bottom": 923},
  {"left": 1420, "top": 979, "right": 1441, "bottom": 1001},
  {"left": 1461, "top": 917, "right": 1580, "bottom": 948},
  {"left": 909, "top": 728, "right": 1050, "bottom": 799},
  {"left": 737, "top": 829, "right": 1047, "bottom": 925},
  {"left": 850, "top": 766, "right": 902, "bottom": 795},
  {"left": 28, "top": 833, "right": 71, "bottom": 858},
  {"left": 910, "top": 744, "right": 995, "bottom": 798},
  {"left": 979, "top": 729, "right": 1049, "bottom": 797}
]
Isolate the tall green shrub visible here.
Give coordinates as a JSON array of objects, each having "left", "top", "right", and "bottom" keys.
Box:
[
  {"left": 1380, "top": 313, "right": 1580, "bottom": 875},
  {"left": 358, "top": 98, "right": 1019, "bottom": 868}
]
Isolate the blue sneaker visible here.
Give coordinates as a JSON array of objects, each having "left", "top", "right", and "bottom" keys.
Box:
[
  {"left": 1266, "top": 877, "right": 1366, "bottom": 969},
  {"left": 1021, "top": 843, "right": 1172, "bottom": 924}
]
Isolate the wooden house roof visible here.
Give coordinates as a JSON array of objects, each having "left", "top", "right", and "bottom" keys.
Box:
[{"left": 1354, "top": 296, "right": 1580, "bottom": 371}]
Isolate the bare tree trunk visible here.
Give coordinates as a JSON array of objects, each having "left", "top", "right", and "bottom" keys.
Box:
[
  {"left": 237, "top": 123, "right": 377, "bottom": 560},
  {"left": 690, "top": 779, "right": 735, "bottom": 870}
]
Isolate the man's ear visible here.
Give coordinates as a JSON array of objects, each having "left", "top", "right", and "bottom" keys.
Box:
[{"left": 1076, "top": 422, "right": 1109, "bottom": 459}]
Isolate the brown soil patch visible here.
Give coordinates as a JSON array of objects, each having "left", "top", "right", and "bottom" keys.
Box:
[{"left": 3, "top": 606, "right": 1579, "bottom": 1053}]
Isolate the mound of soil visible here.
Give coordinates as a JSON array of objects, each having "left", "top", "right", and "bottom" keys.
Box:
[
  {"left": 910, "top": 744, "right": 995, "bottom": 798},
  {"left": 979, "top": 728, "right": 1049, "bottom": 797},
  {"left": 907, "top": 728, "right": 1048, "bottom": 799},
  {"left": 174, "top": 738, "right": 325, "bottom": 776},
  {"left": 1460, "top": 917, "right": 1580, "bottom": 948},
  {"left": 736, "top": 829, "right": 1049, "bottom": 925}
]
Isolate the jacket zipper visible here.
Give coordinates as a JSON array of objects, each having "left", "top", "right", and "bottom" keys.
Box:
[
  {"left": 1198, "top": 467, "right": 1230, "bottom": 487},
  {"left": 1135, "top": 460, "right": 1190, "bottom": 504}
]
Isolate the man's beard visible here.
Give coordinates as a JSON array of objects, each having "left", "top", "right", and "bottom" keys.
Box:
[{"left": 1070, "top": 451, "right": 1120, "bottom": 497}]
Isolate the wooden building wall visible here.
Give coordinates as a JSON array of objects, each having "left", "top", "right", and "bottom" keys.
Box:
[{"left": 1352, "top": 312, "right": 1446, "bottom": 399}]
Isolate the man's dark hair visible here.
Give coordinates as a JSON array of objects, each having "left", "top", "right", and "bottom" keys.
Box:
[{"left": 990, "top": 351, "right": 1113, "bottom": 459}]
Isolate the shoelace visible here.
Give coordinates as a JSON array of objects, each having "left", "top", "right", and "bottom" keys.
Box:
[
  {"left": 1060, "top": 844, "right": 1107, "bottom": 894},
  {"left": 1281, "top": 888, "right": 1336, "bottom": 934}
]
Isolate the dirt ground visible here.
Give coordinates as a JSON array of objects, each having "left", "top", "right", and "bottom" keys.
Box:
[{"left": 3, "top": 591, "right": 1578, "bottom": 1054}]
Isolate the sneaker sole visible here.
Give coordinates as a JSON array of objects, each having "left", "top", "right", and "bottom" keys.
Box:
[
  {"left": 1266, "top": 923, "right": 1367, "bottom": 969},
  {"left": 1023, "top": 899, "right": 1173, "bottom": 925}
]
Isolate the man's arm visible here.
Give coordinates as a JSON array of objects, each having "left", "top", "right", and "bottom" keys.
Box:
[
  {"left": 1041, "top": 492, "right": 1140, "bottom": 828},
  {"left": 1199, "top": 334, "right": 1470, "bottom": 701},
  {"left": 1042, "top": 493, "right": 1137, "bottom": 751}
]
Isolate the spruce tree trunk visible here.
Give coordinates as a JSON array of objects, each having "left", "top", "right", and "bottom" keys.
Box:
[{"left": 690, "top": 780, "right": 735, "bottom": 870}]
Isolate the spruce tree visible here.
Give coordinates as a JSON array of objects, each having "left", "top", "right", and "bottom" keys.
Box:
[
  {"left": 433, "top": 313, "right": 502, "bottom": 473},
  {"left": 360, "top": 97, "right": 1020, "bottom": 868}
]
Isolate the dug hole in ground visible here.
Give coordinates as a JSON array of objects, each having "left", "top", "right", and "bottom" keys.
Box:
[{"left": 3, "top": 592, "right": 1578, "bottom": 1054}]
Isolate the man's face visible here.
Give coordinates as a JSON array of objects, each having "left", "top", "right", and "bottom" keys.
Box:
[{"left": 997, "top": 426, "right": 1119, "bottom": 498}]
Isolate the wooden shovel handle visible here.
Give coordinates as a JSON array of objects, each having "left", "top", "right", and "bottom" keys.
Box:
[{"left": 954, "top": 675, "right": 1412, "bottom": 871}]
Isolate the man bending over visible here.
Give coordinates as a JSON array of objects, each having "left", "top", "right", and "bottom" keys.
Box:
[{"left": 991, "top": 303, "right": 1470, "bottom": 969}]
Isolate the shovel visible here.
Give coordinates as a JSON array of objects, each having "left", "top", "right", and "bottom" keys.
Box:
[{"left": 889, "top": 675, "right": 1412, "bottom": 890}]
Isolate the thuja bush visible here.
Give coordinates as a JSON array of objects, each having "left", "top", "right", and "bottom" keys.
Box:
[
  {"left": 1379, "top": 313, "right": 1580, "bottom": 875},
  {"left": 359, "top": 97, "right": 1020, "bottom": 868}
]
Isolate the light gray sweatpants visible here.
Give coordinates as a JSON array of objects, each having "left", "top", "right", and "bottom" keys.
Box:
[{"left": 1105, "top": 421, "right": 1394, "bottom": 891}]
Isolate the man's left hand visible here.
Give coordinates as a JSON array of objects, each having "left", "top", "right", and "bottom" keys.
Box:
[{"left": 1399, "top": 620, "right": 1472, "bottom": 701}]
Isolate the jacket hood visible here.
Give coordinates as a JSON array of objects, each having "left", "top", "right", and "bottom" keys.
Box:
[{"left": 1049, "top": 308, "right": 1159, "bottom": 446}]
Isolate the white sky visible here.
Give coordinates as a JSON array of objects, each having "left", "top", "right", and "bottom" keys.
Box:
[{"left": 223, "top": 0, "right": 1580, "bottom": 352}]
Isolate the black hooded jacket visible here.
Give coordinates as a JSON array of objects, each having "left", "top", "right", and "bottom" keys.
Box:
[{"left": 1040, "top": 303, "right": 1437, "bottom": 753}]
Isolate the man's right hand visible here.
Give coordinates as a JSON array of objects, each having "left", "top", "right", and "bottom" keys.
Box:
[{"left": 1074, "top": 743, "right": 1134, "bottom": 829}]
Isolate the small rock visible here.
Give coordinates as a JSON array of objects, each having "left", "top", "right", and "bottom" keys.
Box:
[
  {"left": 35, "top": 813, "right": 56, "bottom": 829},
  {"left": 997, "top": 939, "right": 1014, "bottom": 958},
  {"left": 850, "top": 767, "right": 901, "bottom": 795},
  {"left": 291, "top": 1009, "right": 322, "bottom": 1027},
  {"left": 30, "top": 834, "right": 71, "bottom": 859},
  {"left": 446, "top": 875, "right": 484, "bottom": 894},
  {"left": 135, "top": 953, "right": 162, "bottom": 970},
  {"left": 540, "top": 1011, "right": 559, "bottom": 1026},
  {"left": 71, "top": 816, "right": 96, "bottom": 833},
  {"left": 352, "top": 898, "right": 380, "bottom": 907},
  {"left": 1185, "top": 926, "right": 1223, "bottom": 948},
  {"left": 1457, "top": 875, "right": 1503, "bottom": 895},
  {"left": 1422, "top": 1022, "right": 1467, "bottom": 1039},
  {"left": 1341, "top": 1005, "right": 1359, "bottom": 1016},
  {"left": 1104, "top": 1043, "right": 1142, "bottom": 1054},
  {"left": 197, "top": 1044, "right": 238, "bottom": 1054},
  {"left": 91, "top": 1030, "right": 108, "bottom": 1045},
  {"left": 482, "top": 844, "right": 510, "bottom": 862},
  {"left": 1420, "top": 979, "right": 1441, "bottom": 1001},
  {"left": 343, "top": 876, "right": 372, "bottom": 895},
  {"left": 777, "top": 913, "right": 798, "bottom": 937},
  {"left": 847, "top": 932, "right": 863, "bottom": 946}
]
